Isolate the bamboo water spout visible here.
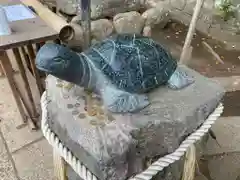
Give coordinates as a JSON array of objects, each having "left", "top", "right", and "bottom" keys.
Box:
[{"left": 21, "top": 0, "right": 75, "bottom": 42}]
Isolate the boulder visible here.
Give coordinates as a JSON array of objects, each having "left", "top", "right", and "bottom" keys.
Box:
[
  {"left": 91, "top": 19, "right": 114, "bottom": 41},
  {"left": 57, "top": 0, "right": 142, "bottom": 19},
  {"left": 113, "top": 11, "right": 145, "bottom": 34},
  {"left": 142, "top": 6, "right": 170, "bottom": 29}
]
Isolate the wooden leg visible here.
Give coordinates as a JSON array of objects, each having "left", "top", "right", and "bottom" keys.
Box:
[
  {"left": 0, "top": 62, "right": 4, "bottom": 77},
  {"left": 26, "top": 44, "right": 44, "bottom": 95},
  {"left": 0, "top": 51, "right": 27, "bottom": 124},
  {"left": 36, "top": 42, "right": 45, "bottom": 52},
  {"left": 12, "top": 48, "right": 39, "bottom": 129},
  {"left": 181, "top": 145, "right": 196, "bottom": 180},
  {"left": 53, "top": 149, "right": 68, "bottom": 180}
]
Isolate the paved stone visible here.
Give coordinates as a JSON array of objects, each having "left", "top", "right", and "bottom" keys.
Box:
[
  {"left": 207, "top": 152, "right": 240, "bottom": 180},
  {"left": 12, "top": 139, "right": 53, "bottom": 180},
  {"left": 0, "top": 131, "right": 17, "bottom": 180},
  {"left": 0, "top": 76, "right": 43, "bottom": 153},
  {"left": 205, "top": 117, "right": 240, "bottom": 155}
]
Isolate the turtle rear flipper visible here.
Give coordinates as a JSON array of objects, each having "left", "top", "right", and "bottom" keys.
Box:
[
  {"left": 167, "top": 66, "right": 195, "bottom": 90},
  {"left": 101, "top": 85, "right": 149, "bottom": 113}
]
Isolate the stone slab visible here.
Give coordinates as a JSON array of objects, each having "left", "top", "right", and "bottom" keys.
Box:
[
  {"left": 12, "top": 139, "right": 54, "bottom": 180},
  {"left": 46, "top": 65, "right": 225, "bottom": 180}
]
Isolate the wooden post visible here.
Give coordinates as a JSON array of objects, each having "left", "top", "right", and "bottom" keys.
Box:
[
  {"left": 53, "top": 149, "right": 67, "bottom": 180},
  {"left": 26, "top": 44, "right": 44, "bottom": 95},
  {"left": 12, "top": 48, "right": 39, "bottom": 129},
  {"left": 12, "top": 48, "right": 38, "bottom": 116},
  {"left": 179, "top": 0, "right": 205, "bottom": 64},
  {"left": 182, "top": 145, "right": 196, "bottom": 180}
]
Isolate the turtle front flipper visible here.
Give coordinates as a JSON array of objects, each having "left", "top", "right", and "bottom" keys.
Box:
[
  {"left": 101, "top": 85, "right": 150, "bottom": 113},
  {"left": 167, "top": 66, "right": 195, "bottom": 90}
]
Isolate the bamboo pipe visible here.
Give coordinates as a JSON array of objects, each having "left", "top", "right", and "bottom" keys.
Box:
[
  {"left": 20, "top": 0, "right": 75, "bottom": 42},
  {"left": 179, "top": 0, "right": 205, "bottom": 64}
]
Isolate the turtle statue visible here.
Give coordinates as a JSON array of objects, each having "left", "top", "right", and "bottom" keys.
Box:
[{"left": 36, "top": 34, "right": 194, "bottom": 113}]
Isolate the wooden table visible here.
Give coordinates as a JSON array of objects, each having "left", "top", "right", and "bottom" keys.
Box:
[{"left": 0, "top": 0, "right": 58, "bottom": 129}]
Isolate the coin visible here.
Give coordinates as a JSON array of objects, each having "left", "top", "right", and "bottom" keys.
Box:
[
  {"left": 67, "top": 104, "right": 74, "bottom": 109},
  {"left": 74, "top": 103, "right": 81, "bottom": 107},
  {"left": 72, "top": 110, "right": 79, "bottom": 115},
  {"left": 63, "top": 94, "right": 69, "bottom": 99},
  {"left": 78, "top": 113, "right": 86, "bottom": 119}
]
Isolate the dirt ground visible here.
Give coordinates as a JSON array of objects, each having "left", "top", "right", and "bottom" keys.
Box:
[
  {"left": 152, "top": 21, "right": 240, "bottom": 118},
  {"left": 152, "top": 21, "right": 240, "bottom": 78}
]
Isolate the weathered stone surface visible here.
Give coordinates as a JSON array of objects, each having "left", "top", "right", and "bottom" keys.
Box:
[
  {"left": 57, "top": 0, "right": 142, "bottom": 19},
  {"left": 142, "top": 6, "right": 170, "bottom": 28},
  {"left": 91, "top": 19, "right": 114, "bottom": 41},
  {"left": 57, "top": 0, "right": 77, "bottom": 15},
  {"left": 113, "top": 11, "right": 145, "bottom": 34},
  {"left": 144, "top": 0, "right": 169, "bottom": 8},
  {"left": 46, "top": 65, "right": 225, "bottom": 180},
  {"left": 143, "top": 25, "right": 152, "bottom": 36}
]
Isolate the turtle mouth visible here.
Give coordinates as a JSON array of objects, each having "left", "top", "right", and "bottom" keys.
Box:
[{"left": 36, "top": 65, "right": 53, "bottom": 74}]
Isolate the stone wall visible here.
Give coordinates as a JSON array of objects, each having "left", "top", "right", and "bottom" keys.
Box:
[{"left": 54, "top": 0, "right": 240, "bottom": 50}]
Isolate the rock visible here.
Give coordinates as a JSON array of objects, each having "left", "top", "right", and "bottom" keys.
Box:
[
  {"left": 169, "top": 0, "right": 187, "bottom": 10},
  {"left": 56, "top": 0, "right": 77, "bottom": 15},
  {"left": 144, "top": 0, "right": 163, "bottom": 8},
  {"left": 143, "top": 26, "right": 152, "bottom": 37},
  {"left": 71, "top": 15, "right": 81, "bottom": 24},
  {"left": 113, "top": 11, "right": 145, "bottom": 34},
  {"left": 91, "top": 19, "right": 114, "bottom": 41},
  {"left": 46, "top": 66, "right": 225, "bottom": 180},
  {"left": 57, "top": 0, "right": 142, "bottom": 19},
  {"left": 142, "top": 6, "right": 170, "bottom": 28}
]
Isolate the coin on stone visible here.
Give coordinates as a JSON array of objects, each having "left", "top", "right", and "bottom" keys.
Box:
[
  {"left": 72, "top": 109, "right": 79, "bottom": 115},
  {"left": 75, "top": 103, "right": 81, "bottom": 107},
  {"left": 88, "top": 109, "right": 97, "bottom": 116},
  {"left": 78, "top": 113, "right": 86, "bottom": 119},
  {"left": 67, "top": 104, "right": 74, "bottom": 109},
  {"left": 63, "top": 94, "right": 70, "bottom": 99},
  {"left": 90, "top": 120, "right": 98, "bottom": 126}
]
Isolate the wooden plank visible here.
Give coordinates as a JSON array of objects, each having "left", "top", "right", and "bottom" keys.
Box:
[
  {"left": 26, "top": 44, "right": 44, "bottom": 95},
  {"left": 12, "top": 47, "right": 39, "bottom": 129},
  {"left": 53, "top": 149, "right": 68, "bottom": 180}
]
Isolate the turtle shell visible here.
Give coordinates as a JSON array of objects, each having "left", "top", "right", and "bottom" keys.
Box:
[{"left": 82, "top": 34, "right": 177, "bottom": 93}]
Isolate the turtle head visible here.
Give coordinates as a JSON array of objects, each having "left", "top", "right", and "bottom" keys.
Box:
[{"left": 36, "top": 43, "right": 83, "bottom": 84}]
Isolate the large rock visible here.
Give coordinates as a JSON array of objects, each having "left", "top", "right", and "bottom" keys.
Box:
[
  {"left": 113, "top": 11, "right": 145, "bottom": 34},
  {"left": 56, "top": 0, "right": 78, "bottom": 15},
  {"left": 46, "top": 65, "right": 225, "bottom": 180},
  {"left": 57, "top": 0, "right": 142, "bottom": 18},
  {"left": 91, "top": 19, "right": 114, "bottom": 41},
  {"left": 142, "top": 6, "right": 170, "bottom": 28}
]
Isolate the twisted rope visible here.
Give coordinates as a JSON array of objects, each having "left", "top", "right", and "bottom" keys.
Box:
[{"left": 41, "top": 91, "right": 224, "bottom": 180}]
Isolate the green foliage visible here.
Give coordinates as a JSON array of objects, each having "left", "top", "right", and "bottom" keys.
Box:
[{"left": 216, "top": 0, "right": 235, "bottom": 21}]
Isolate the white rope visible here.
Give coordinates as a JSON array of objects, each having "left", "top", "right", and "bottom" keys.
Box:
[{"left": 41, "top": 91, "right": 224, "bottom": 180}]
